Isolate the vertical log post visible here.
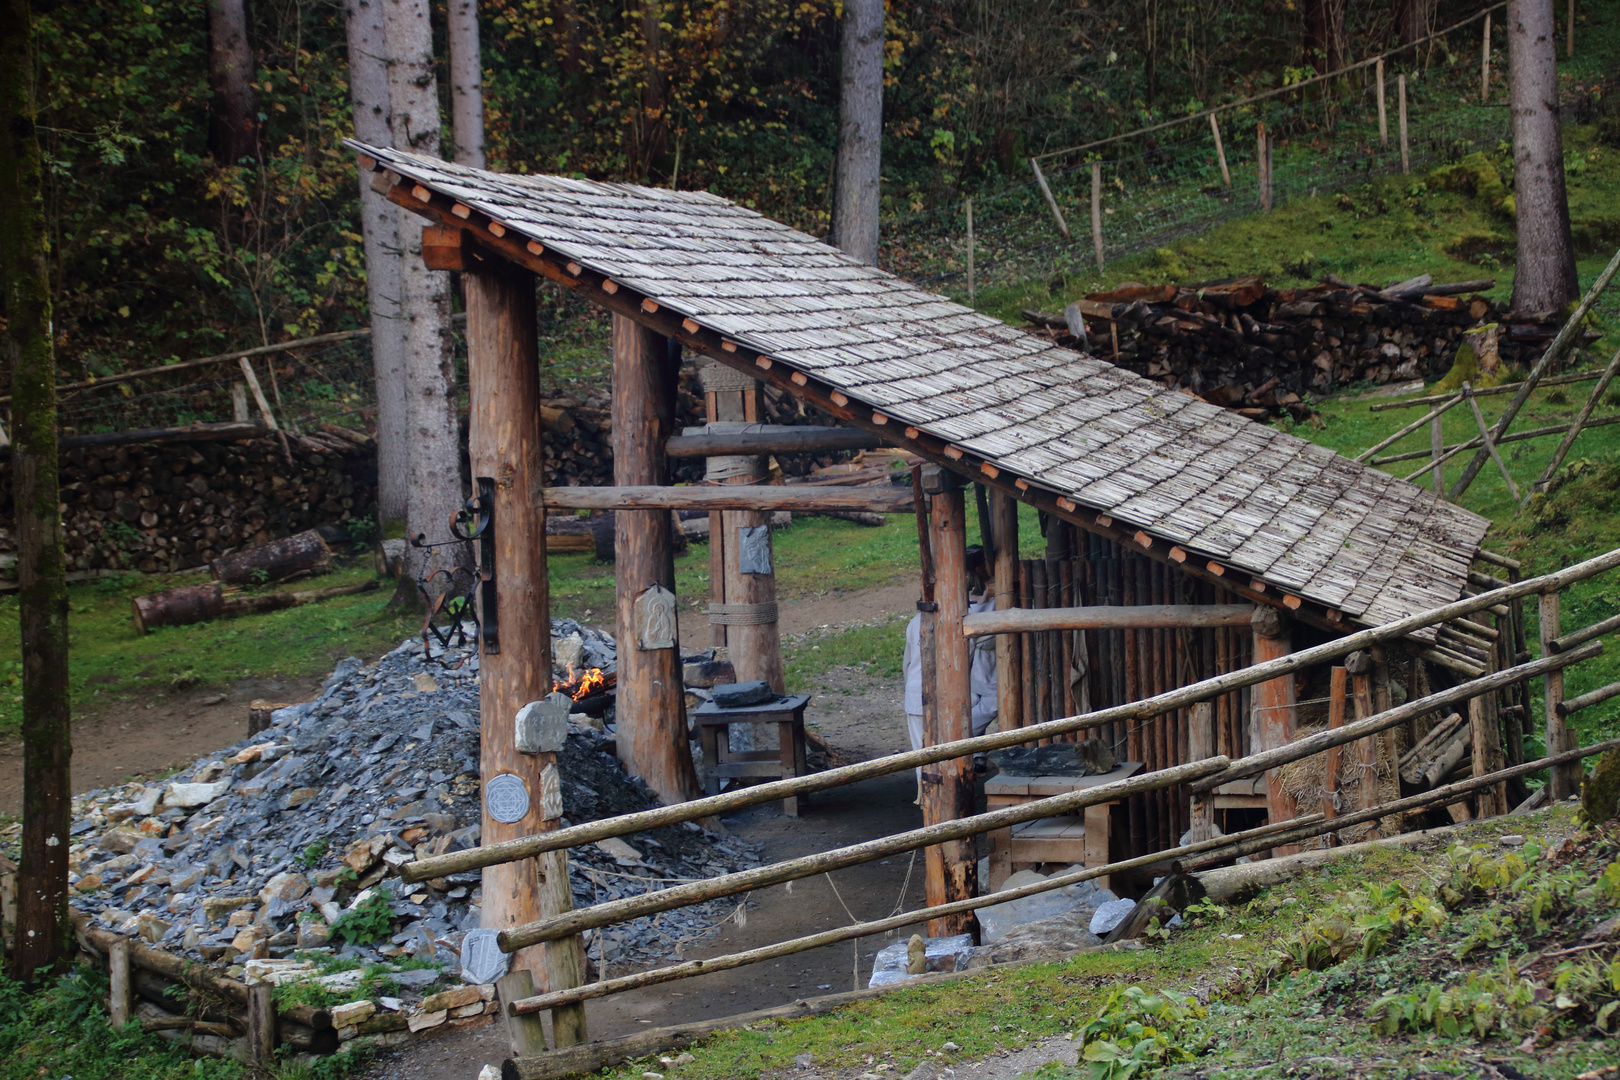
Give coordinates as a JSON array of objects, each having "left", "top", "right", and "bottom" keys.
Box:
[
  {"left": 922, "top": 468, "right": 977, "bottom": 939},
  {"left": 1540, "top": 591, "right": 1581, "bottom": 800},
  {"left": 1346, "top": 650, "right": 1380, "bottom": 837},
  {"left": 965, "top": 198, "right": 975, "bottom": 305},
  {"left": 990, "top": 489, "right": 1022, "bottom": 731},
  {"left": 1210, "top": 113, "right": 1231, "bottom": 187},
  {"left": 613, "top": 315, "right": 702, "bottom": 806},
  {"left": 247, "top": 982, "right": 276, "bottom": 1067},
  {"left": 107, "top": 936, "right": 131, "bottom": 1028},
  {"left": 1481, "top": 12, "right": 1492, "bottom": 100},
  {"left": 1397, "top": 73, "right": 1410, "bottom": 174},
  {"left": 1256, "top": 122, "right": 1269, "bottom": 211},
  {"left": 469, "top": 262, "right": 588, "bottom": 1042},
  {"left": 1090, "top": 162, "right": 1104, "bottom": 271},
  {"left": 498, "top": 970, "right": 550, "bottom": 1056},
  {"left": 1323, "top": 666, "right": 1347, "bottom": 844},
  {"left": 1376, "top": 57, "right": 1388, "bottom": 145},
  {"left": 1186, "top": 701, "right": 1216, "bottom": 843},
  {"left": 1251, "top": 607, "right": 1298, "bottom": 853}
]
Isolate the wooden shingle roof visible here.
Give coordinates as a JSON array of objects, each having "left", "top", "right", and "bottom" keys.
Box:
[{"left": 350, "top": 142, "right": 1491, "bottom": 636}]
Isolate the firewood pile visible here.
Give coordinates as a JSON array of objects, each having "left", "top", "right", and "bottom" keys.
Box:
[
  {"left": 1024, "top": 275, "right": 1590, "bottom": 421},
  {"left": 0, "top": 427, "right": 378, "bottom": 579}
]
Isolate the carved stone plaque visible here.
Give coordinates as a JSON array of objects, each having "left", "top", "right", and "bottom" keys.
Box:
[
  {"left": 461, "top": 928, "right": 510, "bottom": 984},
  {"left": 484, "top": 772, "right": 530, "bottom": 824},
  {"left": 738, "top": 525, "right": 773, "bottom": 575},
  {"left": 540, "top": 761, "right": 563, "bottom": 820},
  {"left": 515, "top": 691, "right": 572, "bottom": 754},
  {"left": 634, "top": 583, "right": 677, "bottom": 650}
]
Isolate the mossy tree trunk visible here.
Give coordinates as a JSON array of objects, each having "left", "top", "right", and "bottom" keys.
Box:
[{"left": 1, "top": 0, "right": 74, "bottom": 981}]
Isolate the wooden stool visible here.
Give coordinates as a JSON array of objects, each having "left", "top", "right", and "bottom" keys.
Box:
[
  {"left": 693, "top": 694, "right": 811, "bottom": 815},
  {"left": 983, "top": 762, "right": 1142, "bottom": 892}
]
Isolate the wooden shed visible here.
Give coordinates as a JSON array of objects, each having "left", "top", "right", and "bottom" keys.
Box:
[{"left": 346, "top": 141, "right": 1501, "bottom": 977}]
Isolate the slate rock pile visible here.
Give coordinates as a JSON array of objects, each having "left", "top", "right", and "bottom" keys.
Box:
[{"left": 65, "top": 627, "right": 762, "bottom": 992}]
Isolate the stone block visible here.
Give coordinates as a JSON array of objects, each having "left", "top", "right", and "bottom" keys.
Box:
[{"left": 421, "top": 985, "right": 482, "bottom": 1013}]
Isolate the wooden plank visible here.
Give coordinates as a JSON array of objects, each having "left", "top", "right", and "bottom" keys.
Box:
[
  {"left": 541, "top": 486, "right": 912, "bottom": 512},
  {"left": 962, "top": 604, "right": 1254, "bottom": 636},
  {"left": 665, "top": 426, "right": 884, "bottom": 457}
]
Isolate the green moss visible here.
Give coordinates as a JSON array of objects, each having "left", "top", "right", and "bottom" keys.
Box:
[
  {"left": 1429, "top": 152, "right": 1508, "bottom": 212},
  {"left": 1582, "top": 749, "right": 1620, "bottom": 825}
]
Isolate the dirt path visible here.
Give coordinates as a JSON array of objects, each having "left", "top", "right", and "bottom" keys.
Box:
[{"left": 0, "top": 675, "right": 322, "bottom": 817}]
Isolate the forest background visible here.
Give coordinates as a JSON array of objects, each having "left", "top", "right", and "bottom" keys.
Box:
[{"left": 25, "top": 0, "right": 1486, "bottom": 394}]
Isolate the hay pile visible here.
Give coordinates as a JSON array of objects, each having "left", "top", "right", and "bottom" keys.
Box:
[{"left": 1277, "top": 723, "right": 1406, "bottom": 842}]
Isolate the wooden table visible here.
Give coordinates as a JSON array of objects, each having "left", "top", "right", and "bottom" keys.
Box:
[
  {"left": 983, "top": 762, "right": 1143, "bottom": 892},
  {"left": 693, "top": 694, "right": 811, "bottom": 816}
]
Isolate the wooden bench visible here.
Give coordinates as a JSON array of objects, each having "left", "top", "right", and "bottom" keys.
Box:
[
  {"left": 693, "top": 694, "right": 811, "bottom": 816},
  {"left": 983, "top": 762, "right": 1143, "bottom": 893}
]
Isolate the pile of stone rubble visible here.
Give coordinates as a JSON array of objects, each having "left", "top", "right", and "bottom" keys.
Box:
[{"left": 63, "top": 624, "right": 760, "bottom": 1050}]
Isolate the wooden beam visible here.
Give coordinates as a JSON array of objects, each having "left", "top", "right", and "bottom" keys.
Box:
[
  {"left": 963, "top": 603, "right": 1255, "bottom": 637},
  {"left": 990, "top": 488, "right": 1023, "bottom": 731},
  {"left": 664, "top": 426, "right": 885, "bottom": 457},
  {"left": 1540, "top": 592, "right": 1580, "bottom": 800},
  {"left": 612, "top": 317, "right": 702, "bottom": 808},
  {"left": 1251, "top": 608, "right": 1299, "bottom": 855},
  {"left": 542, "top": 485, "right": 912, "bottom": 513},
  {"left": 924, "top": 482, "right": 977, "bottom": 938},
  {"left": 466, "top": 261, "right": 589, "bottom": 1044}
]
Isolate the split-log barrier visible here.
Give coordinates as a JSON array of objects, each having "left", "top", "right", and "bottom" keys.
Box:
[
  {"left": 403, "top": 542, "right": 1620, "bottom": 887},
  {"left": 540, "top": 485, "right": 912, "bottom": 513}
]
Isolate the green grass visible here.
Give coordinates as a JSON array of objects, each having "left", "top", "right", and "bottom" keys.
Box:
[{"left": 0, "top": 564, "right": 418, "bottom": 739}]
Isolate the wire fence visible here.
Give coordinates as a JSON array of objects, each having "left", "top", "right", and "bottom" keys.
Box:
[{"left": 880, "top": 14, "right": 1509, "bottom": 298}]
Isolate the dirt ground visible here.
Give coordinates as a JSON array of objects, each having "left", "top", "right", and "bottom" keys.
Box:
[{"left": 0, "top": 675, "right": 322, "bottom": 817}]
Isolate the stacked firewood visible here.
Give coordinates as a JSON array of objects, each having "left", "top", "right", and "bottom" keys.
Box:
[
  {"left": 1, "top": 430, "right": 377, "bottom": 578},
  {"left": 1025, "top": 275, "right": 1588, "bottom": 421}
]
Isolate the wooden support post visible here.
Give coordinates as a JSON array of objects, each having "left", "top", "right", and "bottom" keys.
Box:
[
  {"left": 247, "top": 982, "right": 276, "bottom": 1067},
  {"left": 1090, "top": 163, "right": 1104, "bottom": 272},
  {"left": 499, "top": 970, "right": 550, "bottom": 1057},
  {"left": 1430, "top": 411, "right": 1445, "bottom": 494},
  {"left": 1481, "top": 12, "right": 1492, "bottom": 100},
  {"left": 923, "top": 474, "right": 977, "bottom": 939},
  {"left": 1251, "top": 607, "right": 1298, "bottom": 853},
  {"left": 1540, "top": 591, "right": 1580, "bottom": 800},
  {"left": 1322, "top": 666, "right": 1347, "bottom": 844},
  {"left": 1376, "top": 58, "right": 1388, "bottom": 146},
  {"left": 1029, "top": 157, "right": 1071, "bottom": 239},
  {"left": 1347, "top": 651, "right": 1379, "bottom": 837},
  {"left": 1186, "top": 701, "right": 1216, "bottom": 844},
  {"left": 1469, "top": 634, "right": 1509, "bottom": 818},
  {"left": 108, "top": 936, "right": 131, "bottom": 1028},
  {"left": 990, "top": 488, "right": 1022, "bottom": 731},
  {"left": 1210, "top": 114, "right": 1231, "bottom": 187},
  {"left": 1397, "top": 74, "right": 1410, "bottom": 175},
  {"left": 965, "top": 198, "right": 975, "bottom": 305},
  {"left": 1462, "top": 383, "right": 1520, "bottom": 502},
  {"left": 613, "top": 316, "right": 702, "bottom": 807},
  {"left": 469, "top": 262, "right": 588, "bottom": 1043}
]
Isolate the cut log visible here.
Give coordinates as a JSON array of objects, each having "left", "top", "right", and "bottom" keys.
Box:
[
  {"left": 542, "top": 485, "right": 913, "bottom": 513},
  {"left": 132, "top": 580, "right": 377, "bottom": 634},
  {"left": 210, "top": 529, "right": 332, "bottom": 586}
]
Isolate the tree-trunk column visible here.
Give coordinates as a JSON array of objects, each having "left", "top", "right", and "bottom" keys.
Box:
[
  {"left": 990, "top": 488, "right": 1022, "bottom": 730},
  {"left": 465, "top": 262, "right": 586, "bottom": 1042},
  {"left": 613, "top": 315, "right": 702, "bottom": 805},
  {"left": 923, "top": 474, "right": 977, "bottom": 940},
  {"left": 1251, "top": 606, "right": 1300, "bottom": 856}
]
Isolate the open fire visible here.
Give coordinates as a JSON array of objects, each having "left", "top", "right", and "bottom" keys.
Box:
[{"left": 554, "top": 664, "right": 613, "bottom": 701}]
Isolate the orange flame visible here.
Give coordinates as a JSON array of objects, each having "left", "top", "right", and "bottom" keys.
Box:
[{"left": 553, "top": 663, "right": 608, "bottom": 701}]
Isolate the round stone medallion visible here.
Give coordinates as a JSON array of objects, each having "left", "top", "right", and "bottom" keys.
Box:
[{"left": 485, "top": 772, "right": 530, "bottom": 824}]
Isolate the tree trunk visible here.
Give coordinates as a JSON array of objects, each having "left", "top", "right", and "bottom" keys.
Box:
[
  {"left": 1305, "top": 0, "right": 1345, "bottom": 74},
  {"left": 384, "top": 0, "right": 469, "bottom": 601},
  {"left": 831, "top": 0, "right": 883, "bottom": 265},
  {"left": 1, "top": 0, "right": 73, "bottom": 979},
  {"left": 611, "top": 316, "right": 702, "bottom": 806},
  {"left": 1507, "top": 0, "right": 1578, "bottom": 313},
  {"left": 555, "top": 0, "right": 582, "bottom": 77},
  {"left": 346, "top": 0, "right": 409, "bottom": 533},
  {"left": 632, "top": 1, "right": 668, "bottom": 178},
  {"left": 1395, "top": 0, "right": 1432, "bottom": 45},
  {"left": 205, "top": 0, "right": 259, "bottom": 163},
  {"left": 209, "top": 529, "right": 332, "bottom": 586},
  {"left": 447, "top": 0, "right": 485, "bottom": 167}
]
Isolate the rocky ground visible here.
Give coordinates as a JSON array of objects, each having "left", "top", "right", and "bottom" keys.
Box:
[{"left": 63, "top": 625, "right": 764, "bottom": 1007}]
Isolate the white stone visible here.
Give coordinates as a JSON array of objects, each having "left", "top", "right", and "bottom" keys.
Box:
[
  {"left": 163, "top": 780, "right": 231, "bottom": 810},
  {"left": 515, "top": 693, "right": 572, "bottom": 755},
  {"left": 258, "top": 871, "right": 309, "bottom": 905},
  {"left": 1089, "top": 898, "right": 1137, "bottom": 936}
]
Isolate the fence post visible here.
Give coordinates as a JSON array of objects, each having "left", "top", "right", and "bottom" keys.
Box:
[
  {"left": 1397, "top": 73, "right": 1410, "bottom": 174},
  {"left": 107, "top": 937, "right": 131, "bottom": 1028},
  {"left": 1322, "top": 666, "right": 1346, "bottom": 845},
  {"left": 247, "top": 982, "right": 276, "bottom": 1068},
  {"left": 1256, "top": 123, "right": 1270, "bottom": 212},
  {"left": 1029, "top": 157, "right": 1071, "bottom": 239},
  {"left": 1429, "top": 411, "right": 1445, "bottom": 494},
  {"left": 1187, "top": 700, "right": 1216, "bottom": 843},
  {"left": 965, "top": 198, "right": 975, "bottom": 305},
  {"left": 1209, "top": 114, "right": 1231, "bottom": 187},
  {"left": 1376, "top": 57, "right": 1388, "bottom": 146},
  {"left": 1481, "top": 12, "right": 1492, "bottom": 100},
  {"left": 1090, "top": 163, "right": 1104, "bottom": 272},
  {"left": 1251, "top": 608, "right": 1297, "bottom": 853},
  {"left": 1539, "top": 592, "right": 1582, "bottom": 800},
  {"left": 1348, "top": 651, "right": 1380, "bottom": 835}
]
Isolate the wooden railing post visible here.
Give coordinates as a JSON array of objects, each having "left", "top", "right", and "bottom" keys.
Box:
[
  {"left": 1090, "top": 162, "right": 1104, "bottom": 271},
  {"left": 990, "top": 488, "right": 1022, "bottom": 732},
  {"left": 1347, "top": 651, "right": 1380, "bottom": 834},
  {"left": 1210, "top": 114, "right": 1231, "bottom": 187},
  {"left": 1481, "top": 11, "right": 1492, "bottom": 100},
  {"left": 923, "top": 469, "right": 977, "bottom": 939},
  {"left": 107, "top": 936, "right": 131, "bottom": 1028},
  {"left": 1322, "top": 666, "right": 1347, "bottom": 844},
  {"left": 1186, "top": 701, "right": 1216, "bottom": 843},
  {"left": 1376, "top": 57, "right": 1388, "bottom": 146},
  {"left": 1251, "top": 607, "right": 1298, "bottom": 852},
  {"left": 1540, "top": 590, "right": 1581, "bottom": 799}
]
